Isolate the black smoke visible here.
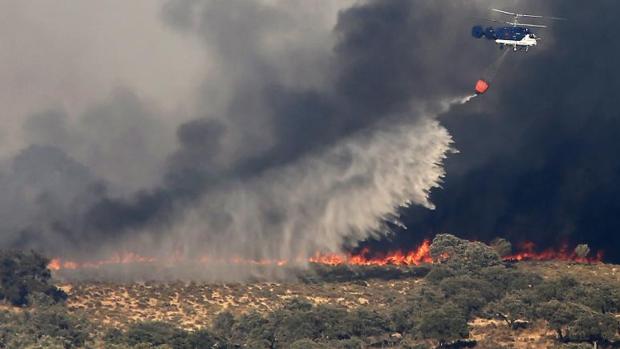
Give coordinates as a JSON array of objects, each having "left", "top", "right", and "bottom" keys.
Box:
[
  {"left": 6, "top": 0, "right": 616, "bottom": 268},
  {"left": 374, "top": 0, "right": 620, "bottom": 262},
  {"left": 1, "top": 0, "right": 496, "bottom": 259}
]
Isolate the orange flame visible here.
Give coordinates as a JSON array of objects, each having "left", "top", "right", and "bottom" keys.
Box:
[
  {"left": 48, "top": 252, "right": 156, "bottom": 271},
  {"left": 46, "top": 239, "right": 602, "bottom": 271},
  {"left": 310, "top": 240, "right": 432, "bottom": 266},
  {"left": 503, "top": 241, "right": 603, "bottom": 263},
  {"left": 48, "top": 258, "right": 61, "bottom": 271}
]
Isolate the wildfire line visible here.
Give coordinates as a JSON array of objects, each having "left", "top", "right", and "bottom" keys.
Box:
[{"left": 47, "top": 240, "right": 602, "bottom": 271}]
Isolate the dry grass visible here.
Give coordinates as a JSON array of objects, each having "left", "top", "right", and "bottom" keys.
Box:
[
  {"left": 64, "top": 278, "right": 419, "bottom": 331},
  {"left": 58, "top": 261, "right": 620, "bottom": 348},
  {"left": 470, "top": 318, "right": 557, "bottom": 349}
]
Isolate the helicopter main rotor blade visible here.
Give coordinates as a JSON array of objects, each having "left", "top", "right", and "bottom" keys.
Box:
[
  {"left": 518, "top": 13, "right": 544, "bottom": 19},
  {"left": 518, "top": 23, "right": 548, "bottom": 28},
  {"left": 491, "top": 8, "right": 517, "bottom": 16}
]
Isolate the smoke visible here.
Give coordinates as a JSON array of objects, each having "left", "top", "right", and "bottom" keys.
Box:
[
  {"left": 0, "top": 0, "right": 548, "bottom": 277},
  {"left": 382, "top": 1, "right": 620, "bottom": 263}
]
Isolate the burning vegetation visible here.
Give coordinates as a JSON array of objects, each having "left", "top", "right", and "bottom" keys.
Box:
[
  {"left": 0, "top": 234, "right": 619, "bottom": 348},
  {"left": 503, "top": 241, "right": 603, "bottom": 264},
  {"left": 47, "top": 236, "right": 602, "bottom": 273}
]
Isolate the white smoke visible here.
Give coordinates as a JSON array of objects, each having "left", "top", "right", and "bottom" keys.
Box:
[
  {"left": 2, "top": 1, "right": 490, "bottom": 281},
  {"left": 141, "top": 101, "right": 464, "bottom": 280}
]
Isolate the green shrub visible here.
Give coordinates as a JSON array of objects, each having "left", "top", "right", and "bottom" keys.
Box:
[
  {"left": 111, "top": 322, "right": 223, "bottom": 349},
  {"left": 440, "top": 275, "right": 501, "bottom": 316},
  {"left": 269, "top": 301, "right": 350, "bottom": 344},
  {"left": 566, "top": 283, "right": 620, "bottom": 314},
  {"left": 574, "top": 245, "right": 591, "bottom": 259},
  {"left": 212, "top": 311, "right": 235, "bottom": 338},
  {"left": 416, "top": 303, "right": 469, "bottom": 346},
  {"left": 124, "top": 322, "right": 188, "bottom": 348},
  {"left": 0, "top": 250, "right": 67, "bottom": 306},
  {"left": 232, "top": 311, "right": 273, "bottom": 345},
  {"left": 331, "top": 337, "right": 365, "bottom": 349},
  {"left": 537, "top": 300, "right": 584, "bottom": 340},
  {"left": 289, "top": 339, "right": 327, "bottom": 349},
  {"left": 425, "top": 264, "right": 457, "bottom": 284},
  {"left": 566, "top": 311, "right": 617, "bottom": 344},
  {"left": 532, "top": 276, "right": 579, "bottom": 303},
  {"left": 345, "top": 309, "right": 391, "bottom": 338},
  {"left": 490, "top": 238, "right": 513, "bottom": 257},
  {"left": 0, "top": 306, "right": 89, "bottom": 348},
  {"left": 478, "top": 265, "right": 543, "bottom": 292},
  {"left": 391, "top": 286, "right": 443, "bottom": 334},
  {"left": 486, "top": 292, "right": 532, "bottom": 327},
  {"left": 429, "top": 234, "right": 502, "bottom": 272}
]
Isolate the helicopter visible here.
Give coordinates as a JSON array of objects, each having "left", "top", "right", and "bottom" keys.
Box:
[{"left": 472, "top": 9, "right": 566, "bottom": 52}]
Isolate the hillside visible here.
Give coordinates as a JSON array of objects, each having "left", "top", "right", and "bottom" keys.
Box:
[
  {"left": 1, "top": 235, "right": 619, "bottom": 348},
  {"left": 54, "top": 261, "right": 619, "bottom": 349}
]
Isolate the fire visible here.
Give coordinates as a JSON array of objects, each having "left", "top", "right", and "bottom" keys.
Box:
[
  {"left": 48, "top": 252, "right": 156, "bottom": 271},
  {"left": 310, "top": 240, "right": 432, "bottom": 266},
  {"left": 48, "top": 258, "right": 61, "bottom": 271},
  {"left": 504, "top": 241, "right": 603, "bottom": 263},
  {"left": 46, "top": 239, "right": 602, "bottom": 272}
]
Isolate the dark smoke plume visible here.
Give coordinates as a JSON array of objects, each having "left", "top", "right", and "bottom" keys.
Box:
[
  {"left": 7, "top": 0, "right": 610, "bottom": 277},
  {"left": 380, "top": 0, "right": 620, "bottom": 263}
]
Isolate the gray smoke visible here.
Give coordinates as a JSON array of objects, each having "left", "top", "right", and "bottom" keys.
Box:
[{"left": 0, "top": 0, "right": 551, "bottom": 277}]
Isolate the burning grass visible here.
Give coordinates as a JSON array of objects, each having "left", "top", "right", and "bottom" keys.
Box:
[
  {"left": 2, "top": 234, "right": 619, "bottom": 348},
  {"left": 48, "top": 237, "right": 603, "bottom": 277}
]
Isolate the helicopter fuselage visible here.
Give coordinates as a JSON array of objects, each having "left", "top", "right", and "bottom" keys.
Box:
[
  {"left": 492, "top": 27, "right": 538, "bottom": 50},
  {"left": 473, "top": 26, "right": 539, "bottom": 51}
]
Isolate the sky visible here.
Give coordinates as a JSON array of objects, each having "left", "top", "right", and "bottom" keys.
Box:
[{"left": 1, "top": 0, "right": 619, "bottom": 272}]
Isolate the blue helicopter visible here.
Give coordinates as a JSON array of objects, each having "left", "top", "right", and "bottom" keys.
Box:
[{"left": 472, "top": 9, "right": 565, "bottom": 52}]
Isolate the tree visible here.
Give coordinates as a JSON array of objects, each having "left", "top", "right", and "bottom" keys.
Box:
[
  {"left": 392, "top": 286, "right": 444, "bottom": 334},
  {"left": 269, "top": 301, "right": 350, "bottom": 345},
  {"left": 0, "top": 305, "right": 89, "bottom": 348},
  {"left": 439, "top": 276, "right": 500, "bottom": 317},
  {"left": 232, "top": 311, "right": 273, "bottom": 345},
  {"left": 290, "top": 339, "right": 327, "bottom": 349},
  {"left": 566, "top": 311, "right": 618, "bottom": 345},
  {"left": 490, "top": 238, "right": 513, "bottom": 258},
  {"left": 487, "top": 293, "right": 531, "bottom": 328},
  {"left": 417, "top": 303, "right": 469, "bottom": 346},
  {"left": 212, "top": 311, "right": 235, "bottom": 338},
  {"left": 425, "top": 264, "right": 457, "bottom": 284},
  {"left": 188, "top": 329, "right": 218, "bottom": 349},
  {"left": 124, "top": 321, "right": 196, "bottom": 348},
  {"left": 574, "top": 244, "right": 591, "bottom": 259},
  {"left": 575, "top": 283, "right": 620, "bottom": 314},
  {"left": 532, "top": 276, "right": 579, "bottom": 303},
  {"left": 479, "top": 265, "right": 543, "bottom": 293},
  {"left": 0, "top": 250, "right": 66, "bottom": 306},
  {"left": 331, "top": 338, "right": 365, "bottom": 349},
  {"left": 537, "top": 301, "right": 583, "bottom": 340},
  {"left": 345, "top": 309, "right": 391, "bottom": 338},
  {"left": 429, "top": 234, "right": 502, "bottom": 273}
]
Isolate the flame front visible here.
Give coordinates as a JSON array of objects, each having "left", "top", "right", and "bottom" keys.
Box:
[
  {"left": 48, "top": 252, "right": 156, "bottom": 271},
  {"left": 504, "top": 241, "right": 603, "bottom": 263},
  {"left": 47, "top": 239, "right": 602, "bottom": 271},
  {"left": 310, "top": 240, "right": 432, "bottom": 266}
]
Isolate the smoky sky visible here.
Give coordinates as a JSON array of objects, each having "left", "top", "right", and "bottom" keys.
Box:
[
  {"left": 4, "top": 0, "right": 618, "bottom": 269},
  {"left": 372, "top": 0, "right": 620, "bottom": 263},
  {"left": 0, "top": 0, "right": 477, "bottom": 263}
]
